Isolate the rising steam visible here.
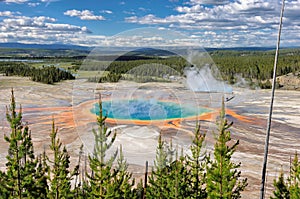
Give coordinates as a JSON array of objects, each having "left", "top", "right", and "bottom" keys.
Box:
[{"left": 185, "top": 65, "right": 233, "bottom": 93}]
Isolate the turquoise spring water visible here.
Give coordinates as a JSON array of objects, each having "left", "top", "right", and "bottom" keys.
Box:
[{"left": 91, "top": 99, "right": 211, "bottom": 121}]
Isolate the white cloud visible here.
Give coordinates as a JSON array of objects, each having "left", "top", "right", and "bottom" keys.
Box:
[
  {"left": 45, "top": 23, "right": 89, "bottom": 32},
  {"left": 28, "top": 2, "right": 40, "bottom": 7},
  {"left": 126, "top": 14, "right": 196, "bottom": 24},
  {"left": 1, "top": 0, "right": 299, "bottom": 47},
  {"left": 0, "top": 14, "right": 93, "bottom": 45},
  {"left": 125, "top": 0, "right": 300, "bottom": 47},
  {"left": 123, "top": 10, "right": 136, "bottom": 15},
  {"left": 176, "top": 4, "right": 204, "bottom": 13},
  {"left": 3, "top": 0, "right": 28, "bottom": 3},
  {"left": 0, "top": 11, "right": 14, "bottom": 17},
  {"left": 0, "top": 15, "right": 204, "bottom": 47},
  {"left": 189, "top": 0, "right": 229, "bottom": 5},
  {"left": 40, "top": 0, "right": 60, "bottom": 7},
  {"left": 100, "top": 28, "right": 204, "bottom": 47},
  {"left": 40, "top": 0, "right": 58, "bottom": 3},
  {"left": 100, "top": 10, "right": 113, "bottom": 14},
  {"left": 3, "top": 16, "right": 56, "bottom": 27},
  {"left": 64, "top": 9, "right": 105, "bottom": 21},
  {"left": 138, "top": 7, "right": 150, "bottom": 12}
]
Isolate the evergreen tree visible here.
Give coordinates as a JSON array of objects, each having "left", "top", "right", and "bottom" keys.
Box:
[
  {"left": 47, "top": 119, "right": 78, "bottom": 199},
  {"left": 147, "top": 135, "right": 193, "bottom": 199},
  {"left": 271, "top": 169, "right": 290, "bottom": 199},
  {"left": 288, "top": 153, "right": 300, "bottom": 199},
  {"left": 133, "top": 179, "right": 144, "bottom": 199},
  {"left": 146, "top": 133, "right": 169, "bottom": 199},
  {"left": 165, "top": 147, "right": 190, "bottom": 199},
  {"left": 34, "top": 150, "right": 49, "bottom": 198},
  {"left": 88, "top": 96, "right": 118, "bottom": 198},
  {"left": 108, "top": 145, "right": 134, "bottom": 198},
  {"left": 74, "top": 144, "right": 90, "bottom": 199},
  {"left": 0, "top": 170, "right": 9, "bottom": 198},
  {"left": 186, "top": 122, "right": 207, "bottom": 198},
  {"left": 206, "top": 98, "right": 247, "bottom": 199},
  {"left": 1, "top": 89, "right": 48, "bottom": 198},
  {"left": 272, "top": 153, "right": 300, "bottom": 199}
]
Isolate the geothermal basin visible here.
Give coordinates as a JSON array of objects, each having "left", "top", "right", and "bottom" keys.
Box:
[{"left": 0, "top": 77, "right": 300, "bottom": 198}]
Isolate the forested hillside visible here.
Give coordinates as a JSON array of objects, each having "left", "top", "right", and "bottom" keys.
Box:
[
  {"left": 211, "top": 49, "right": 300, "bottom": 87},
  {"left": 1, "top": 48, "right": 300, "bottom": 88},
  {"left": 0, "top": 62, "right": 75, "bottom": 84},
  {"left": 83, "top": 48, "right": 300, "bottom": 88}
]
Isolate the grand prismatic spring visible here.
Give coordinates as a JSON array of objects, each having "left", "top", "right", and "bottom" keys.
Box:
[{"left": 91, "top": 99, "right": 212, "bottom": 122}]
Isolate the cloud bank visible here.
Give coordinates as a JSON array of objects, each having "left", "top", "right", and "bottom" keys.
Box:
[
  {"left": 64, "top": 9, "right": 105, "bottom": 21},
  {"left": 0, "top": 0, "right": 299, "bottom": 47}
]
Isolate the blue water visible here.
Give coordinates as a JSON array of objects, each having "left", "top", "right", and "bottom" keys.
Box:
[
  {"left": 91, "top": 99, "right": 211, "bottom": 121},
  {"left": 0, "top": 59, "right": 44, "bottom": 63}
]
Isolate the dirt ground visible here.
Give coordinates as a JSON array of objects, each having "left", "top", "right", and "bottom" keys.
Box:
[{"left": 0, "top": 75, "right": 299, "bottom": 198}]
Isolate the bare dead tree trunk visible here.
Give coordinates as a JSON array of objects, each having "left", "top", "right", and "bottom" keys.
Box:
[
  {"left": 143, "top": 161, "right": 148, "bottom": 199},
  {"left": 260, "top": 1, "right": 285, "bottom": 198}
]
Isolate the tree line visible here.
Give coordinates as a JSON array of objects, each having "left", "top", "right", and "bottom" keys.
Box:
[
  {"left": 83, "top": 57, "right": 189, "bottom": 84},
  {"left": 211, "top": 50, "right": 300, "bottom": 86},
  {"left": 1, "top": 48, "right": 300, "bottom": 88},
  {"left": 83, "top": 49, "right": 300, "bottom": 88},
  {"left": 87, "top": 63, "right": 178, "bottom": 83},
  {"left": 0, "top": 62, "right": 75, "bottom": 84},
  {"left": 0, "top": 90, "right": 299, "bottom": 198}
]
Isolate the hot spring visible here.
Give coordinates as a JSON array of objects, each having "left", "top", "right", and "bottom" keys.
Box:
[{"left": 91, "top": 99, "right": 212, "bottom": 121}]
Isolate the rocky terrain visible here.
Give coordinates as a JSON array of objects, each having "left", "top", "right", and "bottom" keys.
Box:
[{"left": 277, "top": 72, "right": 300, "bottom": 90}]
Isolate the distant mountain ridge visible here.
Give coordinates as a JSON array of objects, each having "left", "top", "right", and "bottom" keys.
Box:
[
  {"left": 0, "top": 42, "right": 92, "bottom": 51},
  {"left": 0, "top": 43, "right": 299, "bottom": 58},
  {"left": 204, "top": 47, "right": 277, "bottom": 51},
  {"left": 0, "top": 42, "right": 293, "bottom": 52}
]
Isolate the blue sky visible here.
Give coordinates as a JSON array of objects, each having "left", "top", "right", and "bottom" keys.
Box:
[{"left": 0, "top": 0, "right": 299, "bottom": 47}]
